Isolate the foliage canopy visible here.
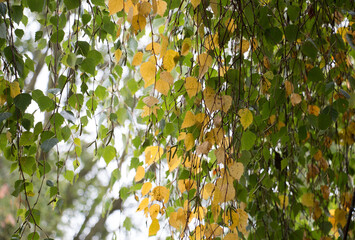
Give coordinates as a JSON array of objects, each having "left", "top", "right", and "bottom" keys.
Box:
[{"left": 0, "top": 0, "right": 354, "bottom": 239}]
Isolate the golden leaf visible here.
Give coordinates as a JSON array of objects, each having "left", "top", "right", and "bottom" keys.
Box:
[
  {"left": 225, "top": 233, "right": 238, "bottom": 240},
  {"left": 132, "top": 51, "right": 143, "bottom": 66},
  {"left": 236, "top": 209, "right": 248, "bottom": 235},
  {"left": 148, "top": 218, "right": 160, "bottom": 236},
  {"left": 10, "top": 81, "right": 20, "bottom": 98},
  {"left": 138, "top": 2, "right": 151, "bottom": 17},
  {"left": 149, "top": 204, "right": 160, "bottom": 219},
  {"left": 155, "top": 79, "right": 169, "bottom": 96},
  {"left": 196, "top": 141, "right": 212, "bottom": 155},
  {"left": 108, "top": 0, "right": 123, "bottom": 15},
  {"left": 222, "top": 95, "right": 232, "bottom": 112},
  {"left": 137, "top": 198, "right": 149, "bottom": 211},
  {"left": 143, "top": 96, "right": 159, "bottom": 107},
  {"left": 163, "top": 49, "right": 179, "bottom": 72},
  {"left": 124, "top": 0, "right": 138, "bottom": 15},
  {"left": 141, "top": 182, "right": 152, "bottom": 196},
  {"left": 290, "top": 93, "right": 302, "bottom": 106},
  {"left": 308, "top": 105, "right": 320, "bottom": 116},
  {"left": 301, "top": 193, "right": 314, "bottom": 207},
  {"left": 114, "top": 49, "right": 122, "bottom": 63},
  {"left": 285, "top": 80, "right": 294, "bottom": 97},
  {"left": 178, "top": 132, "right": 186, "bottom": 141},
  {"left": 160, "top": 71, "right": 174, "bottom": 85},
  {"left": 146, "top": 42, "right": 161, "bottom": 55},
  {"left": 181, "top": 38, "right": 192, "bottom": 56},
  {"left": 216, "top": 175, "right": 235, "bottom": 202},
  {"left": 132, "top": 14, "right": 146, "bottom": 32},
  {"left": 198, "top": 53, "right": 213, "bottom": 79},
  {"left": 185, "top": 77, "right": 201, "bottom": 98},
  {"left": 240, "top": 39, "right": 250, "bottom": 54},
  {"left": 145, "top": 146, "right": 163, "bottom": 165},
  {"left": 229, "top": 162, "right": 244, "bottom": 180},
  {"left": 202, "top": 183, "right": 215, "bottom": 200},
  {"left": 278, "top": 195, "right": 289, "bottom": 208},
  {"left": 140, "top": 61, "right": 156, "bottom": 88},
  {"left": 191, "top": 0, "right": 201, "bottom": 8},
  {"left": 184, "top": 133, "right": 195, "bottom": 151},
  {"left": 156, "top": 0, "right": 167, "bottom": 16},
  {"left": 178, "top": 180, "right": 186, "bottom": 193},
  {"left": 152, "top": 186, "right": 169, "bottom": 203},
  {"left": 134, "top": 166, "right": 145, "bottom": 182},
  {"left": 204, "top": 33, "right": 219, "bottom": 51},
  {"left": 181, "top": 111, "right": 196, "bottom": 129},
  {"left": 238, "top": 108, "right": 253, "bottom": 130},
  {"left": 160, "top": 34, "right": 168, "bottom": 59},
  {"left": 167, "top": 146, "right": 180, "bottom": 172},
  {"left": 215, "top": 148, "right": 225, "bottom": 164}
]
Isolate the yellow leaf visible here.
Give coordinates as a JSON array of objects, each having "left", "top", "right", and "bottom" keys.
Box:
[
  {"left": 278, "top": 195, "right": 289, "bottom": 209},
  {"left": 204, "top": 33, "right": 219, "bottom": 51},
  {"left": 178, "top": 180, "right": 186, "bottom": 193},
  {"left": 181, "top": 38, "right": 192, "bottom": 56},
  {"left": 163, "top": 49, "right": 179, "bottom": 72},
  {"left": 238, "top": 108, "right": 253, "bottom": 130},
  {"left": 184, "top": 133, "right": 195, "bottom": 151},
  {"left": 160, "top": 71, "right": 174, "bottom": 85},
  {"left": 229, "top": 162, "right": 244, "bottom": 180},
  {"left": 196, "top": 141, "right": 212, "bottom": 155},
  {"left": 114, "top": 49, "right": 122, "bottom": 63},
  {"left": 222, "top": 95, "right": 232, "bottom": 113},
  {"left": 149, "top": 204, "right": 160, "bottom": 219},
  {"left": 225, "top": 18, "right": 236, "bottom": 32},
  {"left": 301, "top": 193, "right": 314, "bottom": 207},
  {"left": 146, "top": 42, "right": 161, "bottom": 55},
  {"left": 132, "top": 51, "right": 143, "bottom": 66},
  {"left": 74, "top": 138, "right": 81, "bottom": 147},
  {"left": 240, "top": 39, "right": 250, "bottom": 54},
  {"left": 140, "top": 61, "right": 156, "bottom": 88},
  {"left": 308, "top": 105, "right": 320, "bottom": 116},
  {"left": 148, "top": 218, "right": 160, "bottom": 236},
  {"left": 132, "top": 14, "right": 146, "bottom": 32},
  {"left": 138, "top": 2, "right": 151, "bottom": 17},
  {"left": 202, "top": 183, "right": 214, "bottom": 200},
  {"left": 137, "top": 198, "right": 149, "bottom": 211},
  {"left": 185, "top": 77, "right": 201, "bottom": 98},
  {"left": 167, "top": 146, "right": 180, "bottom": 172},
  {"left": 178, "top": 132, "right": 186, "bottom": 141},
  {"left": 143, "top": 96, "right": 159, "bottom": 107},
  {"left": 216, "top": 175, "right": 235, "bottom": 202},
  {"left": 215, "top": 148, "right": 225, "bottom": 164},
  {"left": 236, "top": 209, "right": 248, "bottom": 235},
  {"left": 145, "top": 146, "right": 163, "bottom": 165},
  {"left": 156, "top": 0, "right": 167, "bottom": 16},
  {"left": 134, "top": 166, "right": 145, "bottom": 182},
  {"left": 152, "top": 186, "right": 169, "bottom": 203},
  {"left": 10, "top": 81, "right": 20, "bottom": 98},
  {"left": 141, "top": 182, "right": 152, "bottom": 196},
  {"left": 155, "top": 79, "right": 170, "bottom": 96},
  {"left": 181, "top": 111, "right": 196, "bottom": 129},
  {"left": 285, "top": 80, "right": 294, "bottom": 97},
  {"left": 109, "top": 0, "right": 123, "bottom": 15},
  {"left": 191, "top": 0, "right": 201, "bottom": 9},
  {"left": 124, "top": 0, "right": 138, "bottom": 15},
  {"left": 160, "top": 34, "right": 168, "bottom": 59},
  {"left": 225, "top": 233, "right": 238, "bottom": 240},
  {"left": 290, "top": 93, "right": 302, "bottom": 106},
  {"left": 198, "top": 53, "right": 213, "bottom": 79}
]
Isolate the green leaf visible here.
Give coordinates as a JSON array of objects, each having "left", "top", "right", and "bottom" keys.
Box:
[
  {"left": 87, "top": 50, "right": 103, "bottom": 65},
  {"left": 19, "top": 132, "right": 33, "bottom": 146},
  {"left": 123, "top": 217, "right": 132, "bottom": 231},
  {"left": 27, "top": 232, "right": 39, "bottom": 240},
  {"left": 35, "top": 31, "right": 43, "bottom": 42},
  {"left": 287, "top": 5, "right": 299, "bottom": 21},
  {"left": 95, "top": 85, "right": 107, "bottom": 100},
  {"left": 0, "top": 112, "right": 12, "bottom": 122},
  {"left": 64, "top": 170, "right": 74, "bottom": 184},
  {"left": 14, "top": 93, "right": 32, "bottom": 112},
  {"left": 91, "top": 0, "right": 105, "bottom": 6},
  {"left": 302, "top": 41, "right": 318, "bottom": 60},
  {"left": 25, "top": 209, "right": 40, "bottom": 225},
  {"left": 241, "top": 131, "right": 256, "bottom": 151},
  {"left": 63, "top": 0, "right": 80, "bottom": 10},
  {"left": 285, "top": 25, "right": 298, "bottom": 42},
  {"left": 28, "top": 0, "right": 44, "bottom": 12},
  {"left": 50, "top": 30, "right": 64, "bottom": 43},
  {"left": 81, "top": 58, "right": 96, "bottom": 75},
  {"left": 41, "top": 138, "right": 59, "bottom": 152},
  {"left": 37, "top": 96, "right": 55, "bottom": 112},
  {"left": 317, "top": 113, "right": 332, "bottom": 130},
  {"left": 265, "top": 27, "right": 283, "bottom": 44},
  {"left": 119, "top": 187, "right": 130, "bottom": 200},
  {"left": 102, "top": 145, "right": 116, "bottom": 164},
  {"left": 307, "top": 67, "right": 324, "bottom": 82}
]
